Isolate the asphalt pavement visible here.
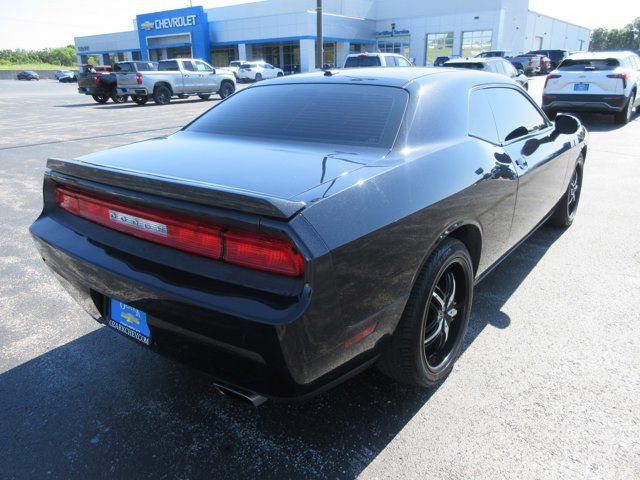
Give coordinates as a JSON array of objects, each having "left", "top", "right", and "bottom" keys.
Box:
[{"left": 0, "top": 77, "right": 638, "bottom": 479}]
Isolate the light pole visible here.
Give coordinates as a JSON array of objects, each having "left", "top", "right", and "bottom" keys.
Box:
[{"left": 316, "top": 0, "right": 323, "bottom": 69}]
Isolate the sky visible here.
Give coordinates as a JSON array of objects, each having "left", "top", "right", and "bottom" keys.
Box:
[{"left": 0, "top": 0, "right": 638, "bottom": 50}]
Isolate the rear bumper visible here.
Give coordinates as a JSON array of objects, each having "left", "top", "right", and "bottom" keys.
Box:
[
  {"left": 117, "top": 87, "right": 149, "bottom": 96},
  {"left": 78, "top": 86, "right": 112, "bottom": 96},
  {"left": 542, "top": 93, "right": 628, "bottom": 113},
  {"left": 29, "top": 179, "right": 391, "bottom": 399}
]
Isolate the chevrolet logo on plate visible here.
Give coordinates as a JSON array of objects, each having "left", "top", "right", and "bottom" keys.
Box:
[{"left": 140, "top": 21, "right": 154, "bottom": 31}]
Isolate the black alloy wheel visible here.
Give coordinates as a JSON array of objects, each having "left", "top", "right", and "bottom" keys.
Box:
[
  {"left": 254, "top": 73, "right": 262, "bottom": 82},
  {"left": 111, "top": 94, "right": 128, "bottom": 104},
  {"left": 219, "top": 81, "right": 235, "bottom": 99},
  {"left": 615, "top": 92, "right": 635, "bottom": 125},
  {"left": 550, "top": 157, "right": 583, "bottom": 228},
  {"left": 153, "top": 85, "right": 172, "bottom": 105},
  {"left": 421, "top": 260, "right": 469, "bottom": 373},
  {"left": 92, "top": 94, "right": 109, "bottom": 104},
  {"left": 378, "top": 238, "right": 473, "bottom": 387}
]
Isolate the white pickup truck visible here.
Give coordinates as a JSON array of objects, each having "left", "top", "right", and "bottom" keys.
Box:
[{"left": 116, "top": 58, "right": 236, "bottom": 105}]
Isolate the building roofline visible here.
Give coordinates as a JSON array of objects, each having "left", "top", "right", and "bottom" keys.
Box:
[{"left": 527, "top": 10, "right": 592, "bottom": 32}]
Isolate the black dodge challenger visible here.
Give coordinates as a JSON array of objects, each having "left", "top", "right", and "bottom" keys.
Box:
[{"left": 30, "top": 68, "right": 587, "bottom": 404}]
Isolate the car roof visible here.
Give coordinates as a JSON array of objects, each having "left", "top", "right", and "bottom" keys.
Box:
[
  {"left": 346, "top": 52, "right": 402, "bottom": 57},
  {"left": 566, "top": 51, "right": 637, "bottom": 60},
  {"left": 447, "top": 57, "right": 505, "bottom": 63},
  {"left": 257, "top": 67, "right": 515, "bottom": 88}
]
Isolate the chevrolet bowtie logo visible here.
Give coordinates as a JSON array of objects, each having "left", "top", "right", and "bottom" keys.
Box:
[{"left": 140, "top": 21, "right": 154, "bottom": 31}]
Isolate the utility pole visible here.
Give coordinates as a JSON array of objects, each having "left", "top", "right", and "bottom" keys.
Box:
[{"left": 315, "top": 0, "right": 323, "bottom": 69}]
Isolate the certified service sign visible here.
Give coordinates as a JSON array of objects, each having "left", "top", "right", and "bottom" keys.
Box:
[{"left": 141, "top": 14, "right": 197, "bottom": 31}]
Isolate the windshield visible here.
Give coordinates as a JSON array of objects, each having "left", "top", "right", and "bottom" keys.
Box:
[
  {"left": 558, "top": 58, "right": 620, "bottom": 71},
  {"left": 345, "top": 56, "right": 382, "bottom": 68},
  {"left": 187, "top": 84, "right": 408, "bottom": 148}
]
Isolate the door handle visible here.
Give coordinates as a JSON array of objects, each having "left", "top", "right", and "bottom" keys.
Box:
[{"left": 515, "top": 157, "right": 528, "bottom": 169}]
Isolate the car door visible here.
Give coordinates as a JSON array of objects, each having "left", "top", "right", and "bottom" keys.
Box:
[
  {"left": 179, "top": 60, "right": 198, "bottom": 93},
  {"left": 193, "top": 60, "right": 218, "bottom": 92},
  {"left": 262, "top": 64, "right": 276, "bottom": 79},
  {"left": 484, "top": 86, "right": 568, "bottom": 244},
  {"left": 467, "top": 88, "right": 519, "bottom": 269}
]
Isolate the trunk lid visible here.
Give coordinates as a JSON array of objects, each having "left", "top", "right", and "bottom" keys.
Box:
[{"left": 53, "top": 131, "right": 386, "bottom": 218}]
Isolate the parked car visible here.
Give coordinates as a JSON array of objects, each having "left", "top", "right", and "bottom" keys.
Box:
[
  {"left": 445, "top": 57, "right": 529, "bottom": 90},
  {"left": 343, "top": 52, "right": 413, "bottom": 68},
  {"left": 116, "top": 58, "right": 236, "bottom": 105},
  {"left": 527, "top": 49, "right": 570, "bottom": 69},
  {"left": 17, "top": 71, "right": 39, "bottom": 81},
  {"left": 433, "top": 55, "right": 461, "bottom": 67},
  {"left": 77, "top": 65, "right": 126, "bottom": 104},
  {"left": 476, "top": 50, "right": 513, "bottom": 59},
  {"left": 508, "top": 54, "right": 547, "bottom": 76},
  {"left": 30, "top": 68, "right": 586, "bottom": 403},
  {"left": 226, "top": 60, "right": 245, "bottom": 78},
  {"left": 57, "top": 71, "right": 77, "bottom": 83},
  {"left": 542, "top": 51, "right": 640, "bottom": 124},
  {"left": 236, "top": 62, "right": 284, "bottom": 82}
]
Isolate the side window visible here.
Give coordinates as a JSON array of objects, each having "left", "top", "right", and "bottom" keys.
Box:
[
  {"left": 505, "top": 62, "right": 517, "bottom": 76},
  {"left": 483, "top": 62, "right": 495, "bottom": 73},
  {"left": 494, "top": 62, "right": 506, "bottom": 74},
  {"left": 194, "top": 61, "right": 212, "bottom": 72},
  {"left": 396, "top": 56, "right": 411, "bottom": 67},
  {"left": 468, "top": 89, "right": 500, "bottom": 144},
  {"left": 182, "top": 61, "right": 196, "bottom": 71},
  {"left": 159, "top": 60, "right": 179, "bottom": 71},
  {"left": 385, "top": 56, "right": 397, "bottom": 66},
  {"left": 484, "top": 88, "right": 548, "bottom": 143}
]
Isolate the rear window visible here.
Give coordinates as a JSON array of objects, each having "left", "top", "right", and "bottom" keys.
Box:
[
  {"left": 447, "top": 62, "right": 484, "bottom": 70},
  {"left": 158, "top": 60, "right": 179, "bottom": 71},
  {"left": 345, "top": 56, "right": 382, "bottom": 68},
  {"left": 558, "top": 58, "right": 620, "bottom": 71},
  {"left": 187, "top": 84, "right": 408, "bottom": 148}
]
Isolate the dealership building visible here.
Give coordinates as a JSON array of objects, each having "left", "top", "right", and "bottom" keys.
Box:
[{"left": 74, "top": 0, "right": 591, "bottom": 72}]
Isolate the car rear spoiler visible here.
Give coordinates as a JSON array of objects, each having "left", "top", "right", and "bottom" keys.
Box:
[{"left": 46, "top": 158, "right": 306, "bottom": 220}]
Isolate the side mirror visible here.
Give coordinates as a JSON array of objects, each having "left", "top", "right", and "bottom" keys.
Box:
[
  {"left": 211, "top": 68, "right": 216, "bottom": 74},
  {"left": 554, "top": 114, "right": 580, "bottom": 135}
]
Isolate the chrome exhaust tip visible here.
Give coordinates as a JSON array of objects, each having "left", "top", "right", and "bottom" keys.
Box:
[{"left": 214, "top": 382, "right": 267, "bottom": 407}]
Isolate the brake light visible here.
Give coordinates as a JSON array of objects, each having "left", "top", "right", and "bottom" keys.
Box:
[
  {"left": 545, "top": 74, "right": 561, "bottom": 88},
  {"left": 93, "top": 73, "right": 100, "bottom": 86},
  {"left": 358, "top": 54, "right": 368, "bottom": 58},
  {"left": 136, "top": 72, "right": 142, "bottom": 85},
  {"left": 607, "top": 73, "right": 627, "bottom": 89},
  {"left": 223, "top": 231, "right": 304, "bottom": 276},
  {"left": 528, "top": 58, "right": 534, "bottom": 66},
  {"left": 54, "top": 187, "right": 304, "bottom": 277}
]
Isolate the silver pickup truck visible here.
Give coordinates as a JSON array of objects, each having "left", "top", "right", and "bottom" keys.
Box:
[{"left": 116, "top": 58, "right": 236, "bottom": 105}]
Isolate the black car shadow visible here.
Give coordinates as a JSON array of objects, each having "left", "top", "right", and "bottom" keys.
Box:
[
  {"left": 562, "top": 111, "right": 639, "bottom": 132},
  {"left": 0, "top": 226, "right": 565, "bottom": 479}
]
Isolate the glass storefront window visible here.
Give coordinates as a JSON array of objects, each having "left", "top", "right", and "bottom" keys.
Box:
[
  {"left": 132, "top": 51, "right": 141, "bottom": 61},
  {"left": 166, "top": 46, "right": 192, "bottom": 58},
  {"left": 211, "top": 47, "right": 238, "bottom": 67},
  {"left": 251, "top": 44, "right": 280, "bottom": 67},
  {"left": 282, "top": 43, "right": 300, "bottom": 74},
  {"left": 461, "top": 30, "right": 493, "bottom": 58},
  {"left": 425, "top": 32, "right": 454, "bottom": 64},
  {"left": 377, "top": 36, "right": 410, "bottom": 59},
  {"left": 323, "top": 42, "right": 336, "bottom": 69}
]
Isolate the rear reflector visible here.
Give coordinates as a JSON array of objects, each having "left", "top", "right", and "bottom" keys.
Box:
[
  {"left": 54, "top": 186, "right": 304, "bottom": 277},
  {"left": 344, "top": 323, "right": 378, "bottom": 348}
]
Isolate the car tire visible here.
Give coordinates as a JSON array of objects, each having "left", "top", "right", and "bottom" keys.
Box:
[
  {"left": 111, "top": 94, "right": 128, "bottom": 104},
  {"left": 177, "top": 94, "right": 188, "bottom": 99},
  {"left": 377, "top": 238, "right": 474, "bottom": 387},
  {"left": 92, "top": 94, "right": 109, "bottom": 104},
  {"left": 198, "top": 94, "right": 211, "bottom": 100},
  {"left": 131, "top": 95, "right": 148, "bottom": 105},
  {"left": 218, "top": 81, "right": 235, "bottom": 99},
  {"left": 277, "top": 72, "right": 283, "bottom": 77},
  {"left": 614, "top": 92, "right": 635, "bottom": 125},
  {"left": 153, "top": 85, "right": 172, "bottom": 105},
  {"left": 549, "top": 155, "right": 584, "bottom": 228},
  {"left": 254, "top": 73, "right": 262, "bottom": 82}
]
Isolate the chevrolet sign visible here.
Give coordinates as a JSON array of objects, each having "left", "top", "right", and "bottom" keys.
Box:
[{"left": 141, "top": 14, "right": 197, "bottom": 31}]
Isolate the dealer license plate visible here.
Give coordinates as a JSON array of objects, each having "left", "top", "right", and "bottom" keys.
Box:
[{"left": 108, "top": 299, "right": 151, "bottom": 345}]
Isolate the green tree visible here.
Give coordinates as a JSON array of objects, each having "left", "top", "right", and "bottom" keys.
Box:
[{"left": 590, "top": 17, "right": 640, "bottom": 51}]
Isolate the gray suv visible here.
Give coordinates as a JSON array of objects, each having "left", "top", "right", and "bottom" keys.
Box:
[{"left": 445, "top": 57, "right": 529, "bottom": 90}]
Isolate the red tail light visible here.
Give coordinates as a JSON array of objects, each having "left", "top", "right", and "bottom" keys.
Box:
[
  {"left": 136, "top": 72, "right": 142, "bottom": 85},
  {"left": 528, "top": 58, "right": 534, "bottom": 66},
  {"left": 93, "top": 73, "right": 100, "bottom": 86},
  {"left": 545, "top": 74, "right": 561, "bottom": 88},
  {"left": 54, "top": 187, "right": 304, "bottom": 277},
  {"left": 607, "top": 73, "right": 627, "bottom": 89},
  {"left": 358, "top": 54, "right": 369, "bottom": 58}
]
